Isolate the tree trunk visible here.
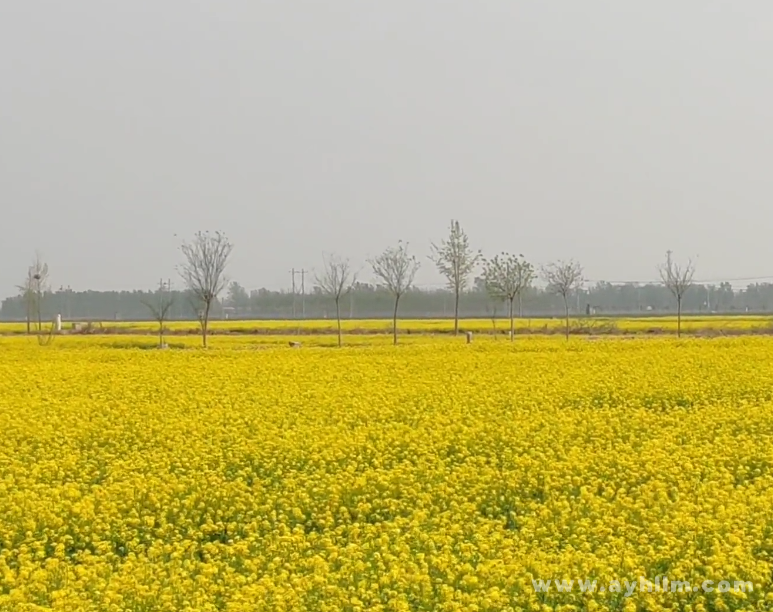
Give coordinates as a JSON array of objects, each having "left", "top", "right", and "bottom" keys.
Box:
[
  {"left": 453, "top": 290, "right": 460, "bottom": 336},
  {"left": 202, "top": 302, "right": 210, "bottom": 348},
  {"left": 677, "top": 296, "right": 681, "bottom": 338},
  {"left": 509, "top": 297, "right": 514, "bottom": 341},
  {"left": 564, "top": 297, "right": 570, "bottom": 340},
  {"left": 393, "top": 295, "right": 400, "bottom": 346},
  {"left": 36, "top": 291, "right": 42, "bottom": 334},
  {"left": 335, "top": 297, "right": 342, "bottom": 347}
]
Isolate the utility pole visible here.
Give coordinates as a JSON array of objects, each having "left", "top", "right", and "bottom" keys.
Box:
[
  {"left": 290, "top": 268, "right": 307, "bottom": 319},
  {"left": 290, "top": 268, "right": 296, "bottom": 318},
  {"left": 300, "top": 269, "right": 306, "bottom": 318},
  {"left": 167, "top": 278, "right": 173, "bottom": 320}
]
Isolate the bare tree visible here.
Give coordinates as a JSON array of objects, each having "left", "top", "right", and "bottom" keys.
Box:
[
  {"left": 481, "top": 253, "right": 534, "bottom": 341},
  {"left": 315, "top": 253, "right": 357, "bottom": 347},
  {"left": 429, "top": 220, "right": 481, "bottom": 335},
  {"left": 369, "top": 241, "right": 420, "bottom": 345},
  {"left": 141, "top": 279, "right": 175, "bottom": 348},
  {"left": 658, "top": 250, "right": 695, "bottom": 338},
  {"left": 485, "top": 300, "right": 500, "bottom": 337},
  {"left": 16, "top": 252, "right": 50, "bottom": 338},
  {"left": 16, "top": 273, "right": 34, "bottom": 336},
  {"left": 542, "top": 259, "right": 584, "bottom": 340},
  {"left": 178, "top": 231, "right": 234, "bottom": 348}
]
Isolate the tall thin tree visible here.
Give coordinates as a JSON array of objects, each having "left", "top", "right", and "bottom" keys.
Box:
[
  {"left": 481, "top": 253, "right": 534, "bottom": 341},
  {"left": 141, "top": 279, "right": 176, "bottom": 348},
  {"left": 178, "top": 231, "right": 234, "bottom": 348},
  {"left": 315, "top": 253, "right": 357, "bottom": 347},
  {"left": 369, "top": 241, "right": 420, "bottom": 345},
  {"left": 16, "top": 271, "right": 35, "bottom": 336},
  {"left": 16, "top": 252, "right": 50, "bottom": 338},
  {"left": 542, "top": 259, "right": 584, "bottom": 340},
  {"left": 658, "top": 250, "right": 694, "bottom": 338},
  {"left": 429, "top": 220, "right": 481, "bottom": 335}
]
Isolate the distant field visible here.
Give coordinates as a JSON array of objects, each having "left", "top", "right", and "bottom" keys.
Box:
[
  {"left": 0, "top": 332, "right": 453, "bottom": 349},
  {"left": 1, "top": 315, "right": 773, "bottom": 336}
]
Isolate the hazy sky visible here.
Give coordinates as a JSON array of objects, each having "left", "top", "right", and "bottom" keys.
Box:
[{"left": 2, "top": 1, "right": 773, "bottom": 297}]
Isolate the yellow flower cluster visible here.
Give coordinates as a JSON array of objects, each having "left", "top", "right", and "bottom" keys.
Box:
[{"left": 1, "top": 336, "right": 772, "bottom": 611}]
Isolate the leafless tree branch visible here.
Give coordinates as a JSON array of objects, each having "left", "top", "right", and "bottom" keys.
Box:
[
  {"left": 429, "top": 220, "right": 481, "bottom": 335},
  {"left": 177, "top": 231, "right": 233, "bottom": 348},
  {"left": 17, "top": 252, "right": 52, "bottom": 342},
  {"left": 315, "top": 253, "right": 357, "bottom": 347},
  {"left": 481, "top": 253, "right": 534, "bottom": 341},
  {"left": 658, "top": 250, "right": 695, "bottom": 337},
  {"left": 369, "top": 241, "right": 420, "bottom": 345},
  {"left": 141, "top": 279, "right": 176, "bottom": 347},
  {"left": 542, "top": 259, "right": 584, "bottom": 340}
]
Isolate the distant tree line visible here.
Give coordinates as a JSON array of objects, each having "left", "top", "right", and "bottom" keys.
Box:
[
  {"left": 2, "top": 279, "right": 771, "bottom": 322},
  {"left": 4, "top": 221, "right": 767, "bottom": 346}
]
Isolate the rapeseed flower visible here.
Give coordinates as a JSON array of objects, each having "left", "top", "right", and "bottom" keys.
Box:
[{"left": 0, "top": 336, "right": 771, "bottom": 610}]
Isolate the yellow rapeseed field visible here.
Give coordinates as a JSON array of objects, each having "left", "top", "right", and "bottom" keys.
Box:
[
  {"left": 2, "top": 314, "right": 773, "bottom": 336},
  {"left": 2, "top": 336, "right": 773, "bottom": 611}
]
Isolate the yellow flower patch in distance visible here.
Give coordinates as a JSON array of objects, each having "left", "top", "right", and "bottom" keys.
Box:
[
  {"left": 2, "top": 314, "right": 772, "bottom": 336},
  {"left": 1, "top": 336, "right": 772, "bottom": 610}
]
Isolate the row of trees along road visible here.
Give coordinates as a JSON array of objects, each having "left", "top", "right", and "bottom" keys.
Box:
[{"left": 12, "top": 222, "right": 697, "bottom": 347}]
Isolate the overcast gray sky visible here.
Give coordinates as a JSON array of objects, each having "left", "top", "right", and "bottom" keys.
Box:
[{"left": 2, "top": 1, "right": 773, "bottom": 297}]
